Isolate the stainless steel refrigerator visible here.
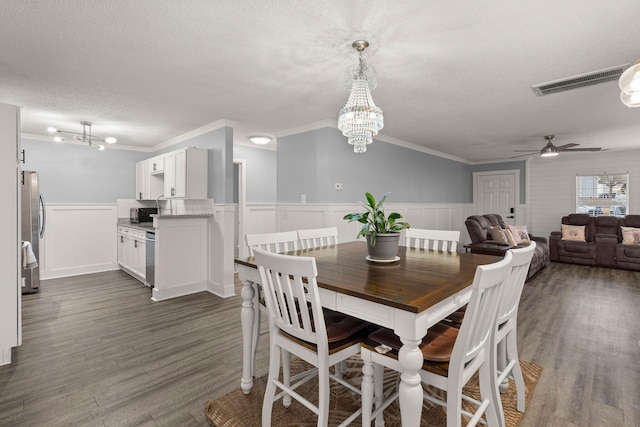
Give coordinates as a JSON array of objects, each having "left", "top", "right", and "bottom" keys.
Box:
[{"left": 21, "top": 170, "right": 45, "bottom": 294}]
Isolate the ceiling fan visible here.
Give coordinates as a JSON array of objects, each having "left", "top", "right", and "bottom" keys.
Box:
[{"left": 511, "top": 135, "right": 602, "bottom": 158}]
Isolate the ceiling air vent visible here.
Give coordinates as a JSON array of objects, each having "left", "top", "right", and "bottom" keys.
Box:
[{"left": 531, "top": 64, "right": 630, "bottom": 96}]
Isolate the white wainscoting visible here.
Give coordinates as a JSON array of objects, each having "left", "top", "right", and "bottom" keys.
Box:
[
  {"left": 242, "top": 203, "right": 477, "bottom": 253},
  {"left": 41, "top": 204, "right": 119, "bottom": 280}
]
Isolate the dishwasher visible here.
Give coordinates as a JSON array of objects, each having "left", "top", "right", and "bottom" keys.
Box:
[{"left": 145, "top": 231, "right": 155, "bottom": 287}]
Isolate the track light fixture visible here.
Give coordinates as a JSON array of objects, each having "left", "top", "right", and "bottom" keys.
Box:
[{"left": 48, "top": 121, "right": 116, "bottom": 150}]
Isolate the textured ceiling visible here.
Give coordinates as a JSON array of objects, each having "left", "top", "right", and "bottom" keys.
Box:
[{"left": 1, "top": 0, "right": 639, "bottom": 162}]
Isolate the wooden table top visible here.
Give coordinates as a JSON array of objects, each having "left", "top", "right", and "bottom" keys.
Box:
[{"left": 235, "top": 241, "right": 501, "bottom": 314}]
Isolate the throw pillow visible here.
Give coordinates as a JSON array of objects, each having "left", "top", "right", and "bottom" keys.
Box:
[
  {"left": 561, "top": 224, "right": 586, "bottom": 242},
  {"left": 489, "top": 226, "right": 508, "bottom": 244},
  {"left": 506, "top": 224, "right": 531, "bottom": 244},
  {"left": 504, "top": 228, "right": 518, "bottom": 246},
  {"left": 621, "top": 226, "right": 640, "bottom": 245}
]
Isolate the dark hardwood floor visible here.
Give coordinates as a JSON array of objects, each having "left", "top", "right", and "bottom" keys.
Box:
[
  {"left": 0, "top": 270, "right": 271, "bottom": 427},
  {"left": 0, "top": 263, "right": 638, "bottom": 426}
]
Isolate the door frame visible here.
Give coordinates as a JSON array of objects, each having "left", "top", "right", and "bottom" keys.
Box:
[{"left": 472, "top": 170, "right": 520, "bottom": 224}]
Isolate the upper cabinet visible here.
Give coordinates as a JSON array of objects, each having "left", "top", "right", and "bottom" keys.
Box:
[
  {"left": 135, "top": 160, "right": 150, "bottom": 200},
  {"left": 164, "top": 147, "right": 208, "bottom": 199},
  {"left": 149, "top": 155, "right": 164, "bottom": 174},
  {"left": 135, "top": 147, "right": 208, "bottom": 200}
]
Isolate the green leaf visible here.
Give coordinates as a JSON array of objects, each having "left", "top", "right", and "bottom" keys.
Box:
[
  {"left": 377, "top": 192, "right": 390, "bottom": 209},
  {"left": 343, "top": 191, "right": 410, "bottom": 240},
  {"left": 365, "top": 192, "right": 376, "bottom": 210}
]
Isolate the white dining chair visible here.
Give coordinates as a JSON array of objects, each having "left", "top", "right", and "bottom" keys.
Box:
[
  {"left": 245, "top": 231, "right": 301, "bottom": 401},
  {"left": 254, "top": 248, "right": 369, "bottom": 427},
  {"left": 360, "top": 251, "right": 513, "bottom": 427},
  {"left": 405, "top": 228, "right": 460, "bottom": 253},
  {"left": 493, "top": 242, "right": 536, "bottom": 423},
  {"left": 297, "top": 227, "right": 339, "bottom": 250},
  {"left": 245, "top": 230, "right": 300, "bottom": 257}
]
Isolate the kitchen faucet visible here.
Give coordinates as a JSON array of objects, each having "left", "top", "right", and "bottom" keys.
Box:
[{"left": 156, "top": 194, "right": 164, "bottom": 214}]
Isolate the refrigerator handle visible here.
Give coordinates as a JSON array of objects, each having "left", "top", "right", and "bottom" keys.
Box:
[{"left": 39, "top": 193, "right": 46, "bottom": 239}]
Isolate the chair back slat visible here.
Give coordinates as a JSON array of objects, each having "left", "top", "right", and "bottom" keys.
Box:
[
  {"left": 405, "top": 228, "right": 460, "bottom": 253},
  {"left": 497, "top": 242, "right": 536, "bottom": 326},
  {"left": 453, "top": 251, "right": 513, "bottom": 366},
  {"left": 297, "top": 227, "right": 339, "bottom": 250},
  {"left": 254, "top": 248, "right": 326, "bottom": 347},
  {"left": 246, "top": 231, "right": 299, "bottom": 257}
]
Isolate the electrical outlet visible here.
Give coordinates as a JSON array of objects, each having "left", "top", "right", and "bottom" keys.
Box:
[{"left": 335, "top": 183, "right": 343, "bottom": 191}]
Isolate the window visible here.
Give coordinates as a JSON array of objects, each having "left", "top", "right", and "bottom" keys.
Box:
[{"left": 576, "top": 173, "right": 628, "bottom": 217}]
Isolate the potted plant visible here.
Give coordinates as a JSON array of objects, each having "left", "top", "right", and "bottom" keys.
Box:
[{"left": 343, "top": 192, "right": 410, "bottom": 260}]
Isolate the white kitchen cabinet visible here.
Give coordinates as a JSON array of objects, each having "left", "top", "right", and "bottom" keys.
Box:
[
  {"left": 149, "top": 155, "right": 164, "bottom": 174},
  {"left": 135, "top": 158, "right": 164, "bottom": 200},
  {"left": 135, "top": 160, "right": 150, "bottom": 200},
  {"left": 163, "top": 147, "right": 208, "bottom": 199},
  {"left": 117, "top": 226, "right": 146, "bottom": 282}
]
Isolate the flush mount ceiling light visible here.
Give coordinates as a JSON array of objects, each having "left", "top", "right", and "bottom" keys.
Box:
[
  {"left": 249, "top": 136, "right": 271, "bottom": 145},
  {"left": 619, "top": 61, "right": 640, "bottom": 107},
  {"left": 47, "top": 121, "right": 117, "bottom": 150},
  {"left": 337, "top": 40, "right": 384, "bottom": 154}
]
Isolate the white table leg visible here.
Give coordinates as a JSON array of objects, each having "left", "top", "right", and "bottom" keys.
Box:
[
  {"left": 398, "top": 337, "right": 424, "bottom": 427},
  {"left": 361, "top": 358, "right": 374, "bottom": 427},
  {"left": 251, "top": 287, "right": 261, "bottom": 377},
  {"left": 240, "top": 279, "right": 256, "bottom": 394}
]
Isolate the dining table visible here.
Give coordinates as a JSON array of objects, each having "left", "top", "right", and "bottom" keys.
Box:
[{"left": 234, "top": 240, "right": 501, "bottom": 427}]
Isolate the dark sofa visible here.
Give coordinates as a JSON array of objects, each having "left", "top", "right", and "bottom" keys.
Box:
[
  {"left": 465, "top": 214, "right": 550, "bottom": 279},
  {"left": 549, "top": 214, "right": 640, "bottom": 271}
]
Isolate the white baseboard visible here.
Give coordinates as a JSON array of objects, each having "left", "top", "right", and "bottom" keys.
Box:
[
  {"left": 207, "top": 279, "right": 235, "bottom": 298},
  {"left": 0, "top": 347, "right": 11, "bottom": 366},
  {"left": 151, "top": 280, "right": 207, "bottom": 302}
]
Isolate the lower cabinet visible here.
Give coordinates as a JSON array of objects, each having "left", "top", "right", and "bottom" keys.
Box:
[{"left": 117, "top": 226, "right": 146, "bottom": 282}]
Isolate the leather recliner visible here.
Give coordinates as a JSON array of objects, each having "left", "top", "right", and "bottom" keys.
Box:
[{"left": 465, "top": 214, "right": 549, "bottom": 279}]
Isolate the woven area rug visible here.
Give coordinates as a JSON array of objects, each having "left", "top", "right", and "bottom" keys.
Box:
[{"left": 206, "top": 357, "right": 542, "bottom": 426}]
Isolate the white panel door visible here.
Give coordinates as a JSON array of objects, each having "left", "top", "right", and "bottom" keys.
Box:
[{"left": 473, "top": 171, "right": 519, "bottom": 225}]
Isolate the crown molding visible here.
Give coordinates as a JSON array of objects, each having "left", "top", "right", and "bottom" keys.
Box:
[
  {"left": 274, "top": 119, "right": 337, "bottom": 138},
  {"left": 153, "top": 119, "right": 239, "bottom": 151},
  {"left": 372, "top": 133, "right": 472, "bottom": 164},
  {"left": 274, "top": 120, "right": 473, "bottom": 164}
]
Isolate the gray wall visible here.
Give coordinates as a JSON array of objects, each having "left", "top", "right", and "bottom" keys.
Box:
[
  {"left": 22, "top": 126, "right": 525, "bottom": 206},
  {"left": 22, "top": 126, "right": 235, "bottom": 204},
  {"left": 233, "top": 145, "right": 277, "bottom": 203},
  {"left": 277, "top": 128, "right": 526, "bottom": 204},
  {"left": 21, "top": 139, "right": 148, "bottom": 203}
]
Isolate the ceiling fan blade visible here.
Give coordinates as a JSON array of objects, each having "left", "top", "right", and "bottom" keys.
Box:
[
  {"left": 562, "top": 147, "right": 602, "bottom": 152},
  {"left": 555, "top": 143, "right": 579, "bottom": 150},
  {"left": 513, "top": 150, "right": 539, "bottom": 152}
]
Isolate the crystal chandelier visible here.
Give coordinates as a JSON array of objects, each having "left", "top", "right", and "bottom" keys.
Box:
[
  {"left": 619, "top": 60, "right": 640, "bottom": 107},
  {"left": 47, "top": 121, "right": 117, "bottom": 151},
  {"left": 338, "top": 40, "right": 384, "bottom": 153}
]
